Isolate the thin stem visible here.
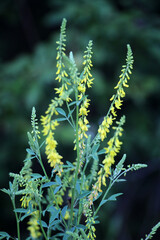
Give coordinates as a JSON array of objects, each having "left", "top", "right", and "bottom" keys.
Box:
[
  {"left": 11, "top": 197, "right": 21, "bottom": 240},
  {"left": 66, "top": 101, "right": 75, "bottom": 129},
  {"left": 69, "top": 90, "right": 80, "bottom": 228},
  {"left": 36, "top": 136, "right": 68, "bottom": 230},
  {"left": 38, "top": 203, "right": 49, "bottom": 240},
  {"left": 77, "top": 154, "right": 90, "bottom": 225},
  {"left": 94, "top": 167, "right": 134, "bottom": 217}
]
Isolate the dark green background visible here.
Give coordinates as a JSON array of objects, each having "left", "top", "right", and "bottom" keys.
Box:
[{"left": 0, "top": 0, "right": 160, "bottom": 239}]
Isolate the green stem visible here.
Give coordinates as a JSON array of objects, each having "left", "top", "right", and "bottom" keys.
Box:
[
  {"left": 77, "top": 154, "right": 90, "bottom": 225},
  {"left": 38, "top": 203, "right": 49, "bottom": 240},
  {"left": 69, "top": 90, "right": 80, "bottom": 228},
  {"left": 94, "top": 166, "right": 134, "bottom": 217},
  {"left": 11, "top": 197, "right": 21, "bottom": 240},
  {"left": 66, "top": 101, "right": 75, "bottom": 129},
  {"left": 94, "top": 180, "right": 112, "bottom": 217},
  {"left": 36, "top": 137, "right": 68, "bottom": 230}
]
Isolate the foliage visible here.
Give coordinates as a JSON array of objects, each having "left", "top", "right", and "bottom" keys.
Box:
[{"left": 0, "top": 19, "right": 153, "bottom": 240}]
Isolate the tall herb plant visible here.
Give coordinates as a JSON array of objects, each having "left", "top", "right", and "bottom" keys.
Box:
[{"left": 1, "top": 19, "right": 159, "bottom": 240}]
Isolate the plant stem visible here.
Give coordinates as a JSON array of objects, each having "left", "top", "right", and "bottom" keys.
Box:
[
  {"left": 11, "top": 197, "right": 21, "bottom": 240},
  {"left": 69, "top": 90, "right": 80, "bottom": 228},
  {"left": 38, "top": 203, "right": 49, "bottom": 240},
  {"left": 66, "top": 101, "right": 75, "bottom": 129},
  {"left": 94, "top": 166, "right": 134, "bottom": 217},
  {"left": 37, "top": 149, "right": 68, "bottom": 229}
]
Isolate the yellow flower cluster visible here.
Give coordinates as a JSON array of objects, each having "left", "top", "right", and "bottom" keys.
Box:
[
  {"left": 55, "top": 19, "right": 68, "bottom": 83},
  {"left": 45, "top": 129, "right": 63, "bottom": 169},
  {"left": 27, "top": 210, "right": 41, "bottom": 239},
  {"left": 41, "top": 114, "right": 63, "bottom": 174},
  {"left": 20, "top": 194, "right": 32, "bottom": 208},
  {"left": 84, "top": 207, "right": 96, "bottom": 240},
  {"left": 20, "top": 178, "right": 41, "bottom": 209},
  {"left": 98, "top": 45, "right": 133, "bottom": 142},
  {"left": 78, "top": 98, "right": 90, "bottom": 140},
  {"left": 82, "top": 40, "right": 94, "bottom": 88},
  {"left": 98, "top": 115, "right": 114, "bottom": 141},
  {"left": 87, "top": 117, "right": 125, "bottom": 207},
  {"left": 102, "top": 118, "right": 124, "bottom": 177},
  {"left": 88, "top": 168, "right": 106, "bottom": 206}
]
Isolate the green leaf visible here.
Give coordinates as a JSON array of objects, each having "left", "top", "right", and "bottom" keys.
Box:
[
  {"left": 98, "top": 149, "right": 106, "bottom": 155},
  {"left": 57, "top": 117, "right": 67, "bottom": 122},
  {"left": 92, "top": 144, "right": 100, "bottom": 155},
  {"left": 77, "top": 191, "right": 90, "bottom": 200},
  {"left": 67, "top": 107, "right": 75, "bottom": 119},
  {"left": 42, "top": 182, "right": 56, "bottom": 188},
  {"left": 76, "top": 224, "right": 86, "bottom": 230},
  {"left": 92, "top": 153, "right": 99, "bottom": 161},
  {"left": 20, "top": 211, "right": 32, "bottom": 221},
  {"left": 14, "top": 208, "right": 28, "bottom": 213},
  {"left": 54, "top": 186, "right": 61, "bottom": 194},
  {"left": 99, "top": 199, "right": 108, "bottom": 208},
  {"left": 56, "top": 175, "right": 61, "bottom": 185},
  {"left": 61, "top": 205, "right": 68, "bottom": 218},
  {"left": 116, "top": 179, "right": 126, "bottom": 182},
  {"left": 1, "top": 188, "right": 11, "bottom": 196},
  {"left": 107, "top": 193, "right": 123, "bottom": 201},
  {"left": 49, "top": 219, "right": 61, "bottom": 227},
  {"left": 49, "top": 208, "right": 60, "bottom": 225},
  {"left": 31, "top": 173, "right": 43, "bottom": 179},
  {"left": 56, "top": 107, "right": 66, "bottom": 116},
  {"left": 66, "top": 161, "right": 74, "bottom": 168},
  {"left": 0, "top": 232, "right": 10, "bottom": 240},
  {"left": 40, "top": 220, "right": 48, "bottom": 228},
  {"left": 26, "top": 148, "right": 35, "bottom": 155},
  {"left": 68, "top": 100, "right": 78, "bottom": 107}
]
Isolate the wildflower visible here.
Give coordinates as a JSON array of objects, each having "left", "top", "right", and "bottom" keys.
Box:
[
  {"left": 98, "top": 45, "right": 133, "bottom": 142},
  {"left": 83, "top": 205, "right": 96, "bottom": 240},
  {"left": 20, "top": 195, "right": 32, "bottom": 208},
  {"left": 27, "top": 210, "right": 41, "bottom": 239},
  {"left": 45, "top": 131, "right": 63, "bottom": 169},
  {"left": 102, "top": 116, "right": 125, "bottom": 177},
  {"left": 82, "top": 40, "right": 94, "bottom": 88},
  {"left": 78, "top": 97, "right": 90, "bottom": 141},
  {"left": 31, "top": 107, "right": 40, "bottom": 139},
  {"left": 98, "top": 115, "right": 114, "bottom": 141},
  {"left": 64, "top": 211, "right": 70, "bottom": 220},
  {"left": 55, "top": 19, "right": 68, "bottom": 83}
]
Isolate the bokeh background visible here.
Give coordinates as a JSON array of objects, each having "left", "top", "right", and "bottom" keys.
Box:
[{"left": 0, "top": 0, "right": 160, "bottom": 239}]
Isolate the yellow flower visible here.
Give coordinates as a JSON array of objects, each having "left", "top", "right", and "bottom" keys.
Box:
[
  {"left": 79, "top": 106, "right": 88, "bottom": 116},
  {"left": 64, "top": 211, "right": 70, "bottom": 220},
  {"left": 98, "top": 115, "right": 113, "bottom": 141},
  {"left": 27, "top": 211, "right": 41, "bottom": 239},
  {"left": 20, "top": 195, "right": 32, "bottom": 208}
]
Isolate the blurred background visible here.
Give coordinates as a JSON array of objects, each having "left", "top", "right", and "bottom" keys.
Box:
[{"left": 0, "top": 0, "right": 160, "bottom": 239}]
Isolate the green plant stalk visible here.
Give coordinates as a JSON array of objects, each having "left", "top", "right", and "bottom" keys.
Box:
[
  {"left": 38, "top": 203, "right": 49, "bottom": 240},
  {"left": 36, "top": 135, "right": 68, "bottom": 230},
  {"left": 11, "top": 197, "right": 21, "bottom": 240},
  {"left": 66, "top": 101, "right": 75, "bottom": 129},
  {"left": 94, "top": 166, "right": 136, "bottom": 217},
  {"left": 77, "top": 153, "right": 90, "bottom": 225},
  {"left": 38, "top": 145, "right": 68, "bottom": 228},
  {"left": 69, "top": 89, "right": 80, "bottom": 228}
]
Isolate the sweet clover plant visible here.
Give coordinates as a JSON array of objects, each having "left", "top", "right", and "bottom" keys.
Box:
[{"left": 1, "top": 19, "right": 159, "bottom": 240}]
